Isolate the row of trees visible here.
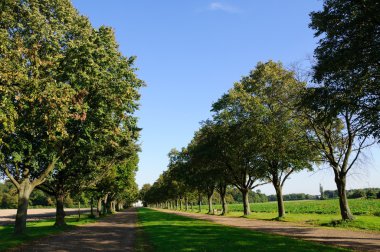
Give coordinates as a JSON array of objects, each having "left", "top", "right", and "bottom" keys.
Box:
[
  {"left": 142, "top": 0, "right": 379, "bottom": 221},
  {"left": 0, "top": 0, "right": 142, "bottom": 234}
]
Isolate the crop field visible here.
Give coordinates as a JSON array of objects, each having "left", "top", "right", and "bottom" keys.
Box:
[
  {"left": 230, "top": 199, "right": 379, "bottom": 215},
  {"left": 183, "top": 199, "right": 380, "bottom": 231},
  {"left": 190, "top": 199, "right": 380, "bottom": 215}
]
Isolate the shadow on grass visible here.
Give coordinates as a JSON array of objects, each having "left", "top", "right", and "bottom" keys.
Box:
[
  {"left": 138, "top": 208, "right": 347, "bottom": 252},
  {"left": 0, "top": 214, "right": 98, "bottom": 251}
]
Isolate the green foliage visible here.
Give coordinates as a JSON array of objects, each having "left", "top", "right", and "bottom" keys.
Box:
[
  {"left": 0, "top": 0, "right": 142, "bottom": 232},
  {"left": 310, "top": 0, "right": 380, "bottom": 138},
  {"left": 137, "top": 208, "right": 345, "bottom": 251}
]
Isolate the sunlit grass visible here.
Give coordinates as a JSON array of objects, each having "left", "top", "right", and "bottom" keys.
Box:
[{"left": 137, "top": 208, "right": 347, "bottom": 252}]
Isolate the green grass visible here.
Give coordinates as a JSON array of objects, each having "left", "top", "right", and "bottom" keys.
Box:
[
  {"left": 182, "top": 199, "right": 380, "bottom": 231},
  {"left": 137, "top": 208, "right": 347, "bottom": 252},
  {"left": 0, "top": 214, "right": 97, "bottom": 250}
]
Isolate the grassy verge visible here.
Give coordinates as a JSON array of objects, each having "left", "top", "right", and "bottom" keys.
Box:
[
  {"left": 0, "top": 214, "right": 98, "bottom": 250},
  {"left": 135, "top": 214, "right": 154, "bottom": 252},
  {"left": 137, "top": 208, "right": 347, "bottom": 252}
]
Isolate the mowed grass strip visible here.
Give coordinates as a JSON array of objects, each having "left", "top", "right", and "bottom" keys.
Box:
[
  {"left": 0, "top": 214, "right": 97, "bottom": 250},
  {"left": 137, "top": 208, "right": 347, "bottom": 252}
]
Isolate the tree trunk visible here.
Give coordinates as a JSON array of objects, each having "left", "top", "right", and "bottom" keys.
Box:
[
  {"left": 274, "top": 183, "right": 285, "bottom": 218},
  {"left": 55, "top": 193, "right": 66, "bottom": 226},
  {"left": 106, "top": 200, "right": 112, "bottom": 214},
  {"left": 103, "top": 195, "right": 108, "bottom": 215},
  {"left": 220, "top": 189, "right": 228, "bottom": 215},
  {"left": 335, "top": 175, "right": 354, "bottom": 220},
  {"left": 90, "top": 197, "right": 95, "bottom": 217},
  {"left": 198, "top": 193, "right": 202, "bottom": 212},
  {"left": 207, "top": 193, "right": 213, "bottom": 214},
  {"left": 14, "top": 180, "right": 33, "bottom": 234},
  {"left": 240, "top": 188, "right": 251, "bottom": 215},
  {"left": 179, "top": 198, "right": 183, "bottom": 210},
  {"left": 97, "top": 198, "right": 102, "bottom": 216},
  {"left": 185, "top": 197, "right": 188, "bottom": 211},
  {"left": 78, "top": 201, "right": 81, "bottom": 221}
]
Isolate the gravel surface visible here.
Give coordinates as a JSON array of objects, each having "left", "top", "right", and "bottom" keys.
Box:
[
  {"left": 9, "top": 208, "right": 137, "bottom": 252},
  {"left": 158, "top": 209, "right": 380, "bottom": 251},
  {"left": 0, "top": 208, "right": 91, "bottom": 226}
]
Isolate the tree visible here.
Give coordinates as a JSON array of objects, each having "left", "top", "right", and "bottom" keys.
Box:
[
  {"left": 301, "top": 87, "right": 375, "bottom": 220},
  {"left": 212, "top": 61, "right": 314, "bottom": 217},
  {"left": 139, "top": 184, "right": 152, "bottom": 207},
  {"left": 0, "top": 0, "right": 90, "bottom": 234},
  {"left": 212, "top": 96, "right": 267, "bottom": 215},
  {"left": 38, "top": 24, "right": 142, "bottom": 227},
  {"left": 310, "top": 0, "right": 380, "bottom": 139},
  {"left": 320, "top": 184, "right": 325, "bottom": 200}
]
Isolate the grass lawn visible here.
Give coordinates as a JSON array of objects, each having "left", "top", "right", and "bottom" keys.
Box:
[
  {"left": 0, "top": 214, "right": 97, "bottom": 251},
  {"left": 137, "top": 208, "right": 347, "bottom": 252}
]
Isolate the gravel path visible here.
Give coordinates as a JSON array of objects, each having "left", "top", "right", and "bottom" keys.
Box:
[
  {"left": 0, "top": 208, "right": 90, "bottom": 226},
  {"left": 157, "top": 209, "right": 380, "bottom": 251},
  {"left": 10, "top": 208, "right": 137, "bottom": 252}
]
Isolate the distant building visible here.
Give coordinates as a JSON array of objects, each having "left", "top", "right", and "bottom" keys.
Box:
[{"left": 133, "top": 200, "right": 143, "bottom": 207}]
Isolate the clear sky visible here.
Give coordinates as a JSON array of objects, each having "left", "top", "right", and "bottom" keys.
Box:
[{"left": 71, "top": 0, "right": 380, "bottom": 195}]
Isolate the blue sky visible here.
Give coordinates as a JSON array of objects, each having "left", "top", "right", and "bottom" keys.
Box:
[{"left": 72, "top": 0, "right": 380, "bottom": 195}]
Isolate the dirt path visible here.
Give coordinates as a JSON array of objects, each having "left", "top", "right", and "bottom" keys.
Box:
[
  {"left": 10, "top": 208, "right": 137, "bottom": 252},
  {"left": 157, "top": 209, "right": 380, "bottom": 251},
  {"left": 0, "top": 209, "right": 91, "bottom": 226}
]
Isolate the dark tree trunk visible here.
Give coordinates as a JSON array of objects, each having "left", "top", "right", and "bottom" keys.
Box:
[
  {"left": 335, "top": 175, "right": 354, "bottom": 220},
  {"left": 115, "top": 200, "right": 120, "bottom": 212},
  {"left": 179, "top": 198, "right": 183, "bottom": 210},
  {"left": 90, "top": 198, "right": 95, "bottom": 217},
  {"left": 106, "top": 200, "right": 112, "bottom": 214},
  {"left": 97, "top": 198, "right": 102, "bottom": 216},
  {"left": 55, "top": 193, "right": 67, "bottom": 227},
  {"left": 185, "top": 197, "right": 188, "bottom": 211},
  {"left": 274, "top": 183, "right": 285, "bottom": 218},
  {"left": 78, "top": 201, "right": 81, "bottom": 221},
  {"left": 240, "top": 188, "right": 251, "bottom": 215},
  {"left": 15, "top": 180, "right": 33, "bottom": 234},
  {"left": 102, "top": 195, "right": 108, "bottom": 215},
  {"left": 220, "top": 187, "right": 228, "bottom": 215}
]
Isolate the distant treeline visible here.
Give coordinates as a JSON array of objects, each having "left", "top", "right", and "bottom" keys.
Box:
[
  {"left": 0, "top": 181, "right": 86, "bottom": 209},
  {"left": 207, "top": 187, "right": 380, "bottom": 205},
  {"left": 3, "top": 179, "right": 379, "bottom": 209}
]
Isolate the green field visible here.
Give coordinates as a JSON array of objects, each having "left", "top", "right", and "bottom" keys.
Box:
[
  {"left": 0, "top": 215, "right": 97, "bottom": 251},
  {"left": 136, "top": 208, "right": 346, "bottom": 252},
  {"left": 183, "top": 199, "right": 380, "bottom": 231}
]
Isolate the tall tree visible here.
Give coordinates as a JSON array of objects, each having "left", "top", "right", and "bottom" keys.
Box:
[
  {"left": 309, "top": 0, "right": 378, "bottom": 220},
  {"left": 301, "top": 87, "right": 374, "bottom": 220},
  {"left": 212, "top": 96, "right": 267, "bottom": 215},
  {"left": 310, "top": 0, "right": 380, "bottom": 138},
  {"left": 187, "top": 121, "right": 230, "bottom": 215},
  {"left": 0, "top": 0, "right": 88, "bottom": 234},
  {"left": 235, "top": 61, "right": 316, "bottom": 218},
  {"left": 39, "top": 25, "right": 142, "bottom": 227}
]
